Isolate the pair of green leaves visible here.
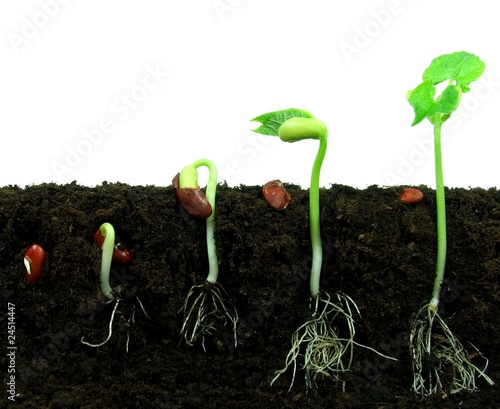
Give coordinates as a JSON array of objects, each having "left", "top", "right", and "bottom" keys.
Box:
[
  {"left": 407, "top": 51, "right": 485, "bottom": 126},
  {"left": 251, "top": 52, "right": 485, "bottom": 132}
]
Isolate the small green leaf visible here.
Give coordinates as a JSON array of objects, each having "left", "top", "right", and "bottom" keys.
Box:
[
  {"left": 439, "top": 84, "right": 462, "bottom": 114},
  {"left": 251, "top": 108, "right": 314, "bottom": 136},
  {"left": 423, "top": 51, "right": 485, "bottom": 92},
  {"left": 407, "top": 51, "right": 484, "bottom": 126},
  {"left": 407, "top": 80, "right": 436, "bottom": 126}
]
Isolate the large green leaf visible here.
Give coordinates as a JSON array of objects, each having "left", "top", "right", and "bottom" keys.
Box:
[
  {"left": 423, "top": 51, "right": 485, "bottom": 92},
  {"left": 407, "top": 51, "right": 484, "bottom": 126},
  {"left": 251, "top": 108, "right": 313, "bottom": 136}
]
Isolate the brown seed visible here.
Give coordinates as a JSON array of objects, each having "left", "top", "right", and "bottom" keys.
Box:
[
  {"left": 399, "top": 187, "right": 424, "bottom": 204},
  {"left": 262, "top": 179, "right": 291, "bottom": 210},
  {"left": 172, "top": 173, "right": 212, "bottom": 219}
]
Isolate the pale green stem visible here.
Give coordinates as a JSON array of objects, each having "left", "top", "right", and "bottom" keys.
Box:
[
  {"left": 272, "top": 114, "right": 328, "bottom": 299},
  {"left": 309, "top": 136, "right": 328, "bottom": 299},
  {"left": 99, "top": 222, "right": 115, "bottom": 300},
  {"left": 429, "top": 118, "right": 447, "bottom": 311},
  {"left": 192, "top": 158, "right": 219, "bottom": 284}
]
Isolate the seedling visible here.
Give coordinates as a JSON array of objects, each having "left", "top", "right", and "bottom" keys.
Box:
[
  {"left": 406, "top": 51, "right": 494, "bottom": 397},
  {"left": 173, "top": 158, "right": 238, "bottom": 350},
  {"left": 24, "top": 244, "right": 46, "bottom": 284},
  {"left": 81, "top": 222, "right": 148, "bottom": 352},
  {"left": 94, "top": 228, "right": 132, "bottom": 264},
  {"left": 252, "top": 108, "right": 395, "bottom": 390},
  {"left": 172, "top": 171, "right": 212, "bottom": 219}
]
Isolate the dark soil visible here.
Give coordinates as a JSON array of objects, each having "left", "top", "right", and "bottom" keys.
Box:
[{"left": 1, "top": 182, "right": 499, "bottom": 408}]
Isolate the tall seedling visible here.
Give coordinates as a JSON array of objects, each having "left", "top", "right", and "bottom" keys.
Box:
[
  {"left": 406, "top": 51, "right": 494, "bottom": 398},
  {"left": 252, "top": 109, "right": 394, "bottom": 390}
]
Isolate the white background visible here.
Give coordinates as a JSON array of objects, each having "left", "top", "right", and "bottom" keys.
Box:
[{"left": 1, "top": 0, "right": 499, "bottom": 189}]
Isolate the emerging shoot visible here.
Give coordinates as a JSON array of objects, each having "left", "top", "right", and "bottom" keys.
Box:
[
  {"left": 173, "top": 159, "right": 238, "bottom": 350},
  {"left": 81, "top": 222, "right": 148, "bottom": 352},
  {"left": 95, "top": 222, "right": 116, "bottom": 301},
  {"left": 94, "top": 228, "right": 132, "bottom": 265},
  {"left": 406, "top": 51, "right": 493, "bottom": 398},
  {"left": 252, "top": 108, "right": 395, "bottom": 390}
]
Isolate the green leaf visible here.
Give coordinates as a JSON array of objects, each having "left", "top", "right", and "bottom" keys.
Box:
[
  {"left": 407, "top": 80, "right": 436, "bottom": 126},
  {"left": 439, "top": 84, "right": 462, "bottom": 114},
  {"left": 408, "top": 82, "right": 463, "bottom": 126},
  {"left": 423, "top": 51, "right": 485, "bottom": 92},
  {"left": 407, "top": 51, "right": 485, "bottom": 126},
  {"left": 251, "top": 108, "right": 314, "bottom": 136}
]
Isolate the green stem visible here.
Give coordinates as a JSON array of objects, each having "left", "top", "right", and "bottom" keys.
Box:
[
  {"left": 191, "top": 158, "right": 219, "bottom": 284},
  {"left": 99, "top": 222, "right": 115, "bottom": 300},
  {"left": 309, "top": 135, "right": 328, "bottom": 299},
  {"left": 429, "top": 117, "right": 447, "bottom": 311},
  {"left": 266, "top": 113, "right": 328, "bottom": 299}
]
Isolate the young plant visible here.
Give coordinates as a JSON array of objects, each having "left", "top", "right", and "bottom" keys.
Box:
[
  {"left": 173, "top": 158, "right": 238, "bottom": 350},
  {"left": 81, "top": 222, "right": 148, "bottom": 351},
  {"left": 94, "top": 228, "right": 132, "bottom": 265},
  {"left": 406, "top": 51, "right": 494, "bottom": 397},
  {"left": 251, "top": 108, "right": 395, "bottom": 390}
]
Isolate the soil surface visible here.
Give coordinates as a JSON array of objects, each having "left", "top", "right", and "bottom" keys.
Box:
[{"left": 1, "top": 182, "right": 499, "bottom": 408}]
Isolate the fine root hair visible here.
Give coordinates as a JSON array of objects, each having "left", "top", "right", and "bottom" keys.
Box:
[
  {"left": 180, "top": 281, "right": 238, "bottom": 351},
  {"left": 409, "top": 304, "right": 494, "bottom": 398},
  {"left": 271, "top": 292, "right": 359, "bottom": 391}
]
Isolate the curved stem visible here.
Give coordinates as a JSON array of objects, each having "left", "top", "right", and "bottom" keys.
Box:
[
  {"left": 309, "top": 135, "right": 328, "bottom": 299},
  {"left": 429, "top": 118, "right": 447, "bottom": 311},
  {"left": 192, "top": 158, "right": 219, "bottom": 284},
  {"left": 255, "top": 111, "right": 328, "bottom": 299},
  {"left": 99, "top": 222, "right": 115, "bottom": 300}
]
